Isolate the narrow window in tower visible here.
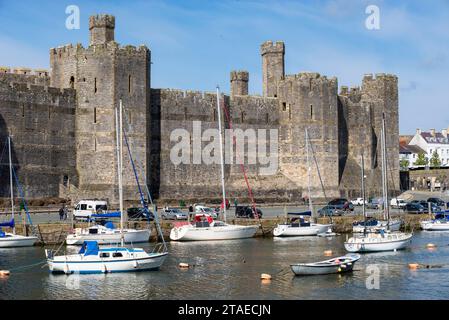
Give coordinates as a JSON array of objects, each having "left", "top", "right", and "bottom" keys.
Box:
[
  {"left": 266, "top": 113, "right": 269, "bottom": 124},
  {"left": 94, "top": 78, "right": 97, "bottom": 93},
  {"left": 48, "top": 106, "right": 51, "bottom": 119},
  {"left": 241, "top": 111, "right": 245, "bottom": 123},
  {"left": 282, "top": 102, "right": 287, "bottom": 111},
  {"left": 309, "top": 79, "right": 313, "bottom": 91},
  {"left": 213, "top": 109, "right": 216, "bottom": 122},
  {"left": 94, "top": 108, "right": 97, "bottom": 124},
  {"left": 289, "top": 105, "right": 292, "bottom": 120},
  {"left": 22, "top": 105, "right": 25, "bottom": 118},
  {"left": 69, "top": 76, "right": 75, "bottom": 89},
  {"left": 94, "top": 138, "right": 97, "bottom": 152},
  {"left": 128, "top": 75, "right": 132, "bottom": 94},
  {"left": 310, "top": 105, "right": 313, "bottom": 120}
]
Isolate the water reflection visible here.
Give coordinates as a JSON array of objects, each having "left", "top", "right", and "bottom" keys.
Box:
[{"left": 2, "top": 232, "right": 449, "bottom": 299}]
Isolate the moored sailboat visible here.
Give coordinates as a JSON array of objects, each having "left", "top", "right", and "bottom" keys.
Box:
[
  {"left": 169, "top": 87, "right": 258, "bottom": 242},
  {"left": 46, "top": 101, "right": 167, "bottom": 273},
  {"left": 273, "top": 128, "right": 331, "bottom": 237},
  {"left": 344, "top": 114, "right": 412, "bottom": 253},
  {"left": 0, "top": 136, "right": 37, "bottom": 248}
]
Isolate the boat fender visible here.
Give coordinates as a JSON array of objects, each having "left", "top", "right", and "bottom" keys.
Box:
[
  {"left": 63, "top": 264, "right": 70, "bottom": 275},
  {"left": 133, "top": 260, "right": 139, "bottom": 268},
  {"left": 408, "top": 263, "right": 419, "bottom": 270},
  {"left": 260, "top": 273, "right": 272, "bottom": 280},
  {"left": 324, "top": 250, "right": 332, "bottom": 256},
  {"left": 337, "top": 268, "right": 342, "bottom": 272},
  {"left": 0, "top": 270, "right": 10, "bottom": 277},
  {"left": 179, "top": 263, "right": 189, "bottom": 269},
  {"left": 341, "top": 264, "right": 347, "bottom": 269}
]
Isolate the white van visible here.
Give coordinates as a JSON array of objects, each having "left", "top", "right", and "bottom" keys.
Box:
[
  {"left": 390, "top": 198, "right": 407, "bottom": 209},
  {"left": 73, "top": 200, "right": 108, "bottom": 220}
]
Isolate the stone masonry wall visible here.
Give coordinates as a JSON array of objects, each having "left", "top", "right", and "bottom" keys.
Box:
[{"left": 0, "top": 80, "right": 77, "bottom": 198}]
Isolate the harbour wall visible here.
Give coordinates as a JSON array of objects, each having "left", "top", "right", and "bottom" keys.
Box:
[{"left": 11, "top": 214, "right": 429, "bottom": 245}]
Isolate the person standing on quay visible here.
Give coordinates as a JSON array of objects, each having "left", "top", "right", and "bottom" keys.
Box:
[
  {"left": 59, "top": 204, "right": 64, "bottom": 221},
  {"left": 63, "top": 204, "right": 68, "bottom": 220}
]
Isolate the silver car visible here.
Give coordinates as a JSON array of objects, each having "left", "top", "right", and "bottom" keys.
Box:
[{"left": 161, "top": 208, "right": 188, "bottom": 220}]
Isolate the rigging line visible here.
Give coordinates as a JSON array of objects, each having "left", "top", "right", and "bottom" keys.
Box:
[
  {"left": 121, "top": 106, "right": 166, "bottom": 250},
  {"left": 307, "top": 135, "right": 329, "bottom": 202},
  {"left": 221, "top": 99, "right": 259, "bottom": 219},
  {"left": 12, "top": 165, "right": 33, "bottom": 225}
]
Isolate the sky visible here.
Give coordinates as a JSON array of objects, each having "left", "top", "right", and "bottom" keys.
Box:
[{"left": 0, "top": 0, "right": 448, "bottom": 134}]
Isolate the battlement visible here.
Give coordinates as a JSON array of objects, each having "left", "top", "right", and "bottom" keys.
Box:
[
  {"left": 363, "top": 73, "right": 398, "bottom": 82},
  {"left": 0, "top": 67, "right": 49, "bottom": 77},
  {"left": 260, "top": 41, "right": 285, "bottom": 55},
  {"left": 0, "top": 81, "right": 75, "bottom": 96},
  {"left": 230, "top": 70, "right": 249, "bottom": 81},
  {"left": 89, "top": 14, "right": 115, "bottom": 30},
  {"left": 50, "top": 42, "right": 148, "bottom": 59}
]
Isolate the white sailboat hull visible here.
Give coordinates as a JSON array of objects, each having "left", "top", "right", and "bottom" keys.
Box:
[
  {"left": 344, "top": 233, "right": 412, "bottom": 253},
  {"left": 352, "top": 220, "right": 401, "bottom": 233},
  {"left": 420, "top": 220, "right": 449, "bottom": 231},
  {"left": 170, "top": 224, "right": 258, "bottom": 241},
  {"left": 47, "top": 249, "right": 167, "bottom": 274},
  {"left": 0, "top": 234, "right": 37, "bottom": 248},
  {"left": 273, "top": 224, "right": 331, "bottom": 237},
  {"left": 66, "top": 229, "right": 150, "bottom": 245}
]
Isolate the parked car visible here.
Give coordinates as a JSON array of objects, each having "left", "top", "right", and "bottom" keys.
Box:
[
  {"left": 73, "top": 200, "right": 108, "bottom": 220},
  {"left": 404, "top": 203, "right": 426, "bottom": 214},
  {"left": 410, "top": 200, "right": 440, "bottom": 212},
  {"left": 161, "top": 208, "right": 188, "bottom": 220},
  {"left": 235, "top": 206, "right": 263, "bottom": 219},
  {"left": 351, "top": 198, "right": 368, "bottom": 206},
  {"left": 194, "top": 205, "right": 218, "bottom": 219},
  {"left": 390, "top": 198, "right": 407, "bottom": 209},
  {"left": 427, "top": 197, "right": 445, "bottom": 207},
  {"left": 318, "top": 205, "right": 344, "bottom": 217},
  {"left": 127, "top": 207, "right": 154, "bottom": 221},
  {"left": 328, "top": 198, "right": 354, "bottom": 211},
  {"left": 366, "top": 198, "right": 382, "bottom": 210}
]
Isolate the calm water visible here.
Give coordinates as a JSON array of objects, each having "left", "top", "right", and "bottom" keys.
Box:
[{"left": 1, "top": 231, "right": 449, "bottom": 300}]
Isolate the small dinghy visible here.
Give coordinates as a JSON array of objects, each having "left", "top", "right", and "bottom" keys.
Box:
[{"left": 290, "top": 254, "right": 361, "bottom": 276}]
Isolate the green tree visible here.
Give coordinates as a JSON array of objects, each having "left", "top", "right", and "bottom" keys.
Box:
[
  {"left": 430, "top": 150, "right": 442, "bottom": 167},
  {"left": 414, "top": 153, "right": 428, "bottom": 166},
  {"left": 400, "top": 159, "right": 409, "bottom": 170}
]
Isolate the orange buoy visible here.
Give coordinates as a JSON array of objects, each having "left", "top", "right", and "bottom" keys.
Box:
[
  {"left": 0, "top": 270, "right": 10, "bottom": 277},
  {"left": 408, "top": 263, "right": 420, "bottom": 270},
  {"left": 324, "top": 250, "right": 333, "bottom": 256},
  {"left": 260, "top": 273, "right": 272, "bottom": 280},
  {"left": 179, "top": 263, "right": 189, "bottom": 269}
]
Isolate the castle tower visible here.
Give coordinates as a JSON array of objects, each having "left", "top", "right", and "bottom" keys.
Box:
[
  {"left": 261, "top": 41, "right": 285, "bottom": 97},
  {"left": 50, "top": 14, "right": 151, "bottom": 205},
  {"left": 89, "top": 14, "right": 115, "bottom": 45},
  {"left": 230, "top": 70, "right": 249, "bottom": 96}
]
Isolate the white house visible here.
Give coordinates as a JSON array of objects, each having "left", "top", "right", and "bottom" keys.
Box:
[
  {"left": 399, "top": 144, "right": 426, "bottom": 168},
  {"left": 408, "top": 128, "right": 449, "bottom": 166}
]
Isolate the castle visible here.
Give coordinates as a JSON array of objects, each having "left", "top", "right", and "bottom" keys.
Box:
[{"left": 0, "top": 14, "right": 399, "bottom": 205}]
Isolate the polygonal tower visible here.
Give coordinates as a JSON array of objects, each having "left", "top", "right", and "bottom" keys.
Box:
[
  {"left": 230, "top": 70, "right": 249, "bottom": 97},
  {"left": 261, "top": 41, "right": 285, "bottom": 98},
  {"left": 50, "top": 14, "right": 151, "bottom": 205}
]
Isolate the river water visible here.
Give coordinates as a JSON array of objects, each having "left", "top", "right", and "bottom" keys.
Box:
[{"left": 1, "top": 231, "right": 449, "bottom": 300}]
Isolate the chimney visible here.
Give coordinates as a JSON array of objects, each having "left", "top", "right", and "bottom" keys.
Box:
[
  {"left": 416, "top": 128, "right": 421, "bottom": 135},
  {"left": 430, "top": 129, "right": 436, "bottom": 137},
  {"left": 442, "top": 129, "right": 448, "bottom": 139}
]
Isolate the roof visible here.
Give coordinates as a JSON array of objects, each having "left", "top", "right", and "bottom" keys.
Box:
[
  {"left": 399, "top": 135, "right": 413, "bottom": 147},
  {"left": 420, "top": 132, "right": 449, "bottom": 145},
  {"left": 400, "top": 144, "right": 426, "bottom": 154}
]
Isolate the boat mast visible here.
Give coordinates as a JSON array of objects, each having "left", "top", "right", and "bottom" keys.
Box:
[
  {"left": 117, "top": 101, "right": 124, "bottom": 246},
  {"left": 381, "top": 113, "right": 390, "bottom": 230},
  {"left": 361, "top": 152, "right": 367, "bottom": 236},
  {"left": 216, "top": 86, "right": 227, "bottom": 223},
  {"left": 305, "top": 129, "right": 315, "bottom": 223},
  {"left": 8, "top": 136, "right": 15, "bottom": 235}
]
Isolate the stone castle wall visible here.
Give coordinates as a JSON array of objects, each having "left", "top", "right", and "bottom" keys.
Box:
[
  {"left": 0, "top": 14, "right": 400, "bottom": 205},
  {"left": 0, "top": 78, "right": 76, "bottom": 198}
]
